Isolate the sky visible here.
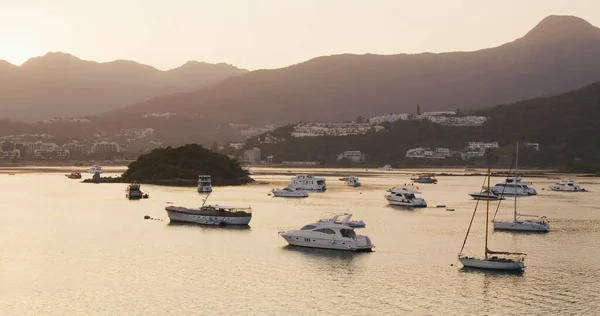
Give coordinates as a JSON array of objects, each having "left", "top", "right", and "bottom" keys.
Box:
[{"left": 1, "top": 0, "right": 599, "bottom": 70}]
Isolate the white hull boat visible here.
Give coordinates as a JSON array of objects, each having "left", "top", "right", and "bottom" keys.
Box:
[
  {"left": 459, "top": 257, "right": 524, "bottom": 271},
  {"left": 279, "top": 213, "right": 374, "bottom": 251},
  {"left": 385, "top": 188, "right": 427, "bottom": 207},
  {"left": 197, "top": 175, "right": 213, "bottom": 193},
  {"left": 493, "top": 220, "right": 550, "bottom": 232},
  {"left": 165, "top": 194, "right": 251, "bottom": 226},
  {"left": 289, "top": 174, "right": 327, "bottom": 191},
  {"left": 491, "top": 177, "right": 537, "bottom": 196},
  {"left": 548, "top": 180, "right": 586, "bottom": 192},
  {"left": 379, "top": 165, "right": 392, "bottom": 171},
  {"left": 272, "top": 187, "right": 309, "bottom": 198}
]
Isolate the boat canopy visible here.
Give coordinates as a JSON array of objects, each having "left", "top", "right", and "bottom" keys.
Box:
[
  {"left": 486, "top": 248, "right": 527, "bottom": 256},
  {"left": 389, "top": 188, "right": 422, "bottom": 194}
]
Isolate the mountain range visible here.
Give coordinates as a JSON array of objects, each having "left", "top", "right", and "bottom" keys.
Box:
[
  {"left": 106, "top": 15, "right": 600, "bottom": 125},
  {"left": 0, "top": 53, "right": 247, "bottom": 121}
]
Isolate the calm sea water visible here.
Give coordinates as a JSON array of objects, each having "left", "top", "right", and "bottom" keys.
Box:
[{"left": 1, "top": 168, "right": 599, "bottom": 315}]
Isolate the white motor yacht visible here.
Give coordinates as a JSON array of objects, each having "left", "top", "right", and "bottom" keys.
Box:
[
  {"left": 491, "top": 177, "right": 537, "bottom": 196},
  {"left": 385, "top": 188, "right": 427, "bottom": 207},
  {"left": 279, "top": 213, "right": 374, "bottom": 251},
  {"left": 87, "top": 165, "right": 103, "bottom": 174},
  {"left": 289, "top": 174, "right": 326, "bottom": 191},
  {"left": 165, "top": 192, "right": 250, "bottom": 226},
  {"left": 271, "top": 186, "right": 309, "bottom": 198},
  {"left": 548, "top": 180, "right": 587, "bottom": 192}
]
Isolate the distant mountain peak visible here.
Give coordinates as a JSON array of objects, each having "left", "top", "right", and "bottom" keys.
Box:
[
  {"left": 21, "top": 51, "right": 83, "bottom": 68},
  {"left": 522, "top": 15, "right": 600, "bottom": 43}
]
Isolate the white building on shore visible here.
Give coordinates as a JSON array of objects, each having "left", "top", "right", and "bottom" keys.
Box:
[
  {"left": 405, "top": 147, "right": 452, "bottom": 159},
  {"left": 91, "top": 142, "right": 120, "bottom": 154},
  {"left": 242, "top": 147, "right": 261, "bottom": 163},
  {"left": 465, "top": 142, "right": 499, "bottom": 150},
  {"left": 337, "top": 151, "right": 365, "bottom": 163}
]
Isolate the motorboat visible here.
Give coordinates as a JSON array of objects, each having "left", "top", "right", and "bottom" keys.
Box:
[
  {"left": 548, "top": 180, "right": 587, "bottom": 192},
  {"left": 469, "top": 188, "right": 505, "bottom": 200},
  {"left": 289, "top": 174, "right": 326, "bottom": 191},
  {"left": 197, "top": 175, "right": 213, "bottom": 193},
  {"left": 490, "top": 177, "right": 537, "bottom": 196},
  {"left": 279, "top": 213, "right": 373, "bottom": 251},
  {"left": 65, "top": 172, "right": 82, "bottom": 179},
  {"left": 165, "top": 193, "right": 251, "bottom": 226},
  {"left": 271, "top": 186, "right": 309, "bottom": 198},
  {"left": 126, "top": 183, "right": 144, "bottom": 200},
  {"left": 317, "top": 213, "right": 366, "bottom": 228},
  {"left": 385, "top": 188, "right": 427, "bottom": 207},
  {"left": 345, "top": 177, "right": 361, "bottom": 187},
  {"left": 379, "top": 164, "right": 393, "bottom": 171},
  {"left": 410, "top": 174, "right": 437, "bottom": 184},
  {"left": 458, "top": 168, "right": 527, "bottom": 271},
  {"left": 493, "top": 143, "right": 549, "bottom": 232},
  {"left": 87, "top": 165, "right": 103, "bottom": 174}
]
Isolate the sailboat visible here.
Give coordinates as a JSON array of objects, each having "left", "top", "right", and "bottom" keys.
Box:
[
  {"left": 458, "top": 168, "right": 527, "bottom": 271},
  {"left": 493, "top": 143, "right": 550, "bottom": 232}
]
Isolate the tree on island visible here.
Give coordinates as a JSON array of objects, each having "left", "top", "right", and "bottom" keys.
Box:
[{"left": 121, "top": 144, "right": 251, "bottom": 185}]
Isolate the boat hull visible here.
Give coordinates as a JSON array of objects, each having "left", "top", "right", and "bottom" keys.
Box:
[
  {"left": 280, "top": 234, "right": 373, "bottom": 252},
  {"left": 166, "top": 210, "right": 251, "bottom": 225},
  {"left": 493, "top": 221, "right": 550, "bottom": 232},
  {"left": 385, "top": 197, "right": 427, "bottom": 207},
  {"left": 469, "top": 193, "right": 504, "bottom": 200},
  {"left": 459, "top": 258, "right": 524, "bottom": 271}
]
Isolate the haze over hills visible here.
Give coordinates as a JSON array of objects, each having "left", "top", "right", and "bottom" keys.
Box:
[
  {"left": 0, "top": 53, "right": 247, "bottom": 121},
  {"left": 108, "top": 15, "right": 600, "bottom": 125}
]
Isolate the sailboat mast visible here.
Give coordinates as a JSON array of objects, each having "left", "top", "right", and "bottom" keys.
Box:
[
  {"left": 485, "top": 167, "right": 490, "bottom": 259},
  {"left": 514, "top": 142, "right": 518, "bottom": 222}
]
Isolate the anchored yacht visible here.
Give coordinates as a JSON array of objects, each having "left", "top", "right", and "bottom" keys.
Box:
[
  {"left": 490, "top": 177, "right": 537, "bottom": 196},
  {"left": 385, "top": 188, "right": 427, "bottom": 207},
  {"left": 197, "top": 175, "right": 213, "bottom": 193},
  {"left": 271, "top": 186, "right": 309, "bottom": 198},
  {"left": 87, "top": 165, "right": 103, "bottom": 174},
  {"left": 548, "top": 180, "right": 587, "bottom": 192},
  {"left": 345, "top": 177, "right": 361, "bottom": 187},
  {"left": 279, "top": 213, "right": 373, "bottom": 251},
  {"left": 379, "top": 165, "right": 393, "bottom": 171}
]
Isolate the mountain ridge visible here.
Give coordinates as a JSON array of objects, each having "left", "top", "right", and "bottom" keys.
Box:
[{"left": 105, "top": 15, "right": 600, "bottom": 125}]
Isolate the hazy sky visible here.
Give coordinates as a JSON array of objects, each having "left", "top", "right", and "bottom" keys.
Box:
[{"left": 1, "top": 0, "right": 599, "bottom": 70}]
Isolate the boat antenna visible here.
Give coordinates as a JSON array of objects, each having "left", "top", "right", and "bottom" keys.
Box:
[
  {"left": 492, "top": 154, "right": 515, "bottom": 221},
  {"left": 459, "top": 170, "right": 487, "bottom": 255},
  {"left": 485, "top": 167, "right": 490, "bottom": 259},
  {"left": 201, "top": 191, "right": 211, "bottom": 207},
  {"left": 514, "top": 142, "right": 519, "bottom": 222}
]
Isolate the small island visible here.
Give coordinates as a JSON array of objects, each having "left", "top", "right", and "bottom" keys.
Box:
[{"left": 84, "top": 144, "right": 253, "bottom": 186}]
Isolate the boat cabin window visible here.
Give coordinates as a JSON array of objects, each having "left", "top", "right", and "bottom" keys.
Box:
[
  {"left": 340, "top": 229, "right": 356, "bottom": 238},
  {"left": 301, "top": 225, "right": 317, "bottom": 230},
  {"left": 315, "top": 228, "right": 335, "bottom": 235}
]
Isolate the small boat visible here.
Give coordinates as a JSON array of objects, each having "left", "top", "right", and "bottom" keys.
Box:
[
  {"left": 87, "top": 165, "right": 103, "bottom": 174},
  {"left": 469, "top": 188, "right": 505, "bottom": 200},
  {"left": 289, "top": 174, "right": 326, "bottom": 191},
  {"left": 126, "top": 183, "right": 144, "bottom": 200},
  {"left": 548, "top": 180, "right": 587, "bottom": 192},
  {"left": 410, "top": 174, "right": 437, "bottom": 184},
  {"left": 197, "top": 175, "right": 213, "bottom": 193},
  {"left": 458, "top": 168, "right": 527, "bottom": 271},
  {"left": 165, "top": 193, "right": 251, "bottom": 226},
  {"left": 317, "top": 213, "right": 366, "bottom": 228},
  {"left": 379, "top": 164, "right": 393, "bottom": 171},
  {"left": 271, "top": 186, "right": 309, "bottom": 198},
  {"left": 344, "top": 176, "right": 361, "bottom": 187},
  {"left": 493, "top": 143, "right": 549, "bottom": 232},
  {"left": 385, "top": 188, "right": 427, "bottom": 207},
  {"left": 279, "top": 213, "right": 374, "bottom": 251},
  {"left": 65, "top": 172, "right": 82, "bottom": 179}
]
